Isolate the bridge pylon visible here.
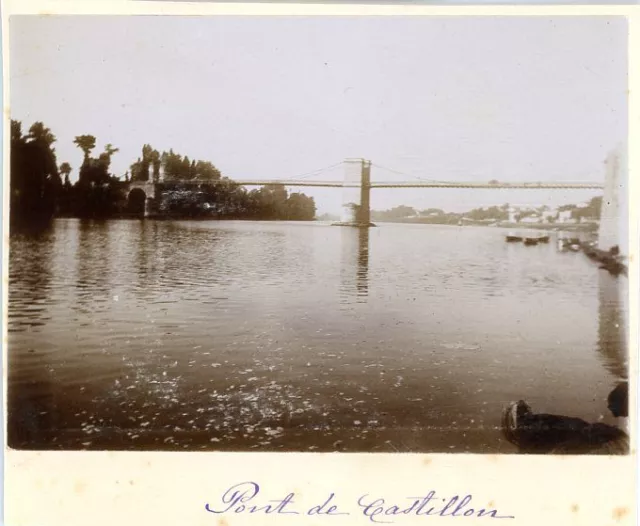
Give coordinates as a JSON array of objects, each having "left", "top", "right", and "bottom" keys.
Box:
[
  {"left": 598, "top": 145, "right": 627, "bottom": 256},
  {"left": 333, "top": 158, "right": 375, "bottom": 227}
]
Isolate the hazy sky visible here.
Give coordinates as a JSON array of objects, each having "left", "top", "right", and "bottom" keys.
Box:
[{"left": 10, "top": 16, "right": 627, "bottom": 213}]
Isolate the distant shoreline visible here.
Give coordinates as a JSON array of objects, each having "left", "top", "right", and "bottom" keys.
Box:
[
  {"left": 368, "top": 217, "right": 598, "bottom": 233},
  {"left": 51, "top": 214, "right": 599, "bottom": 233}
]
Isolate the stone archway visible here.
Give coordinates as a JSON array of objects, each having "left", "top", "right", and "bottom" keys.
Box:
[{"left": 127, "top": 188, "right": 147, "bottom": 216}]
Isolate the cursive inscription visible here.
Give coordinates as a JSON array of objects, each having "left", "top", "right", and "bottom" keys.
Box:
[
  {"left": 205, "top": 482, "right": 514, "bottom": 523},
  {"left": 357, "top": 491, "right": 515, "bottom": 523},
  {"left": 205, "top": 482, "right": 301, "bottom": 515}
]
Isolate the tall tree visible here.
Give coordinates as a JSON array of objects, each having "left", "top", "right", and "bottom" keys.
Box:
[
  {"left": 28, "top": 121, "right": 56, "bottom": 146},
  {"left": 73, "top": 137, "right": 124, "bottom": 217},
  {"left": 58, "top": 162, "right": 73, "bottom": 216},
  {"left": 59, "top": 162, "right": 72, "bottom": 185},
  {"left": 286, "top": 192, "right": 316, "bottom": 220},
  {"left": 10, "top": 120, "right": 61, "bottom": 228},
  {"left": 98, "top": 144, "right": 120, "bottom": 174},
  {"left": 73, "top": 135, "right": 96, "bottom": 162},
  {"left": 150, "top": 149, "right": 161, "bottom": 182},
  {"left": 11, "top": 120, "right": 22, "bottom": 143}
]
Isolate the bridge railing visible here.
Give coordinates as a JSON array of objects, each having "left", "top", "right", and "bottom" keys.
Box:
[
  {"left": 134, "top": 179, "right": 604, "bottom": 190},
  {"left": 230, "top": 180, "right": 604, "bottom": 190}
]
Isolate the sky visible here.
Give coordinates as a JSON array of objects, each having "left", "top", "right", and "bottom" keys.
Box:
[{"left": 10, "top": 16, "right": 627, "bottom": 214}]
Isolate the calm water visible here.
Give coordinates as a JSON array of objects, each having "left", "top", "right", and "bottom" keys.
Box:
[{"left": 8, "top": 219, "right": 628, "bottom": 452}]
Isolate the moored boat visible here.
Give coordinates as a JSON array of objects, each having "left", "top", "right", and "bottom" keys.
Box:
[
  {"left": 582, "top": 241, "right": 599, "bottom": 260},
  {"left": 558, "top": 237, "right": 581, "bottom": 252},
  {"left": 506, "top": 233, "right": 522, "bottom": 242},
  {"left": 537, "top": 235, "right": 550, "bottom": 243},
  {"left": 523, "top": 237, "right": 539, "bottom": 246}
]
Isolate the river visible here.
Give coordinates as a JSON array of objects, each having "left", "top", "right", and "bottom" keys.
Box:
[{"left": 7, "top": 219, "right": 628, "bottom": 452}]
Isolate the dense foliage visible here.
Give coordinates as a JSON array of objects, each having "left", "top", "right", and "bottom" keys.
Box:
[
  {"left": 129, "top": 146, "right": 222, "bottom": 183},
  {"left": 10, "top": 121, "right": 62, "bottom": 228},
  {"left": 64, "top": 135, "right": 126, "bottom": 218},
  {"left": 157, "top": 181, "right": 316, "bottom": 220},
  {"left": 10, "top": 120, "right": 316, "bottom": 227}
]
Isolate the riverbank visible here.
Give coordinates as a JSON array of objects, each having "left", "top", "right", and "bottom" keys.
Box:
[{"left": 378, "top": 217, "right": 599, "bottom": 233}]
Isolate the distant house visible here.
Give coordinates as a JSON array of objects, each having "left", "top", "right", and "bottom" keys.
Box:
[{"left": 557, "top": 210, "right": 574, "bottom": 223}]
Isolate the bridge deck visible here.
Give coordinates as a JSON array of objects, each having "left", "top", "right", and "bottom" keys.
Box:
[{"left": 165, "top": 180, "right": 604, "bottom": 190}]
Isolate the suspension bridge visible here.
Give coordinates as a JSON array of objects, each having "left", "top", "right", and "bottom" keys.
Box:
[
  {"left": 231, "top": 159, "right": 604, "bottom": 190},
  {"left": 128, "top": 158, "right": 605, "bottom": 225},
  {"left": 230, "top": 180, "right": 604, "bottom": 189}
]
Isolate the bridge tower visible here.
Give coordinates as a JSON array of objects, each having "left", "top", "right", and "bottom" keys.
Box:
[
  {"left": 336, "top": 158, "right": 374, "bottom": 227},
  {"left": 598, "top": 145, "right": 627, "bottom": 256}
]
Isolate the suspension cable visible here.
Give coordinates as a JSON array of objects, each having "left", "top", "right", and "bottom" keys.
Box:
[
  {"left": 281, "top": 161, "right": 344, "bottom": 181},
  {"left": 370, "top": 163, "right": 447, "bottom": 183}
]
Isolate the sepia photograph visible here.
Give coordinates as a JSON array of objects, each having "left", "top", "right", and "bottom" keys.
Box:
[{"left": 5, "top": 14, "right": 630, "bottom": 455}]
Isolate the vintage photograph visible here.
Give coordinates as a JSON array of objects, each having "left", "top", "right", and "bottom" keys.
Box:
[{"left": 6, "top": 15, "right": 629, "bottom": 453}]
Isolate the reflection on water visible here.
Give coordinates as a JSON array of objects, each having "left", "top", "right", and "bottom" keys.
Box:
[
  {"left": 8, "top": 226, "right": 55, "bottom": 332},
  {"left": 340, "top": 227, "right": 369, "bottom": 302},
  {"left": 597, "top": 271, "right": 628, "bottom": 381},
  {"left": 7, "top": 219, "right": 629, "bottom": 452},
  {"left": 75, "top": 221, "right": 113, "bottom": 315}
]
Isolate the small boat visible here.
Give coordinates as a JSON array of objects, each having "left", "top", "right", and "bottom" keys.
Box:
[
  {"left": 582, "top": 242, "right": 599, "bottom": 260},
  {"left": 506, "top": 233, "right": 522, "bottom": 242},
  {"left": 524, "top": 238, "right": 539, "bottom": 246},
  {"left": 537, "top": 235, "right": 550, "bottom": 243},
  {"left": 558, "top": 237, "right": 581, "bottom": 252}
]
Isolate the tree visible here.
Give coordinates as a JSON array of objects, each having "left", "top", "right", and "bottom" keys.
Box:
[
  {"left": 73, "top": 135, "right": 96, "bottom": 161},
  {"left": 60, "top": 162, "right": 72, "bottom": 185},
  {"left": 10, "top": 120, "right": 61, "bottom": 228},
  {"left": 148, "top": 147, "right": 223, "bottom": 183},
  {"left": 130, "top": 144, "right": 158, "bottom": 182},
  {"left": 466, "top": 205, "right": 508, "bottom": 221},
  {"left": 98, "top": 144, "right": 120, "bottom": 174},
  {"left": 371, "top": 205, "right": 415, "bottom": 221},
  {"left": 130, "top": 157, "right": 143, "bottom": 181},
  {"left": 286, "top": 192, "right": 316, "bottom": 220},
  {"left": 182, "top": 156, "right": 191, "bottom": 179},
  {"left": 28, "top": 121, "right": 56, "bottom": 146},
  {"left": 11, "top": 120, "right": 23, "bottom": 143},
  {"left": 162, "top": 150, "right": 182, "bottom": 180},
  {"left": 58, "top": 162, "right": 74, "bottom": 216},
  {"left": 571, "top": 197, "right": 602, "bottom": 221},
  {"left": 195, "top": 160, "right": 221, "bottom": 181},
  {"left": 256, "top": 184, "right": 289, "bottom": 219},
  {"left": 73, "top": 137, "right": 124, "bottom": 217},
  {"left": 150, "top": 149, "right": 161, "bottom": 182}
]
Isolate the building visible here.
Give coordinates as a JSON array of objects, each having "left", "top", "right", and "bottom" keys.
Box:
[{"left": 557, "top": 210, "right": 574, "bottom": 223}]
